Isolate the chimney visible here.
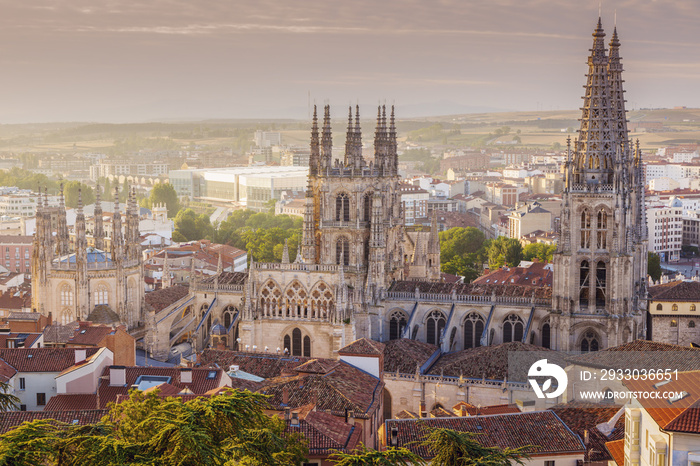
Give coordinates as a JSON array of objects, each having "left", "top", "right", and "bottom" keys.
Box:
[
  {"left": 584, "top": 429, "right": 589, "bottom": 445},
  {"left": 282, "top": 386, "right": 289, "bottom": 406},
  {"left": 284, "top": 407, "right": 291, "bottom": 421},
  {"left": 75, "top": 349, "right": 87, "bottom": 364},
  {"left": 347, "top": 410, "right": 355, "bottom": 425},
  {"left": 110, "top": 366, "right": 126, "bottom": 386},
  {"left": 291, "top": 411, "right": 299, "bottom": 426},
  {"left": 390, "top": 426, "right": 399, "bottom": 447},
  {"left": 181, "top": 368, "right": 192, "bottom": 384},
  {"left": 461, "top": 405, "right": 467, "bottom": 417}
]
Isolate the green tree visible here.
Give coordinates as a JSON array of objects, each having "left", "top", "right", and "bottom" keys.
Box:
[
  {"left": 439, "top": 227, "right": 485, "bottom": 264},
  {"left": 148, "top": 182, "right": 181, "bottom": 218},
  {"left": 174, "top": 209, "right": 213, "bottom": 241},
  {"left": 487, "top": 237, "right": 523, "bottom": 269},
  {"left": 63, "top": 181, "right": 95, "bottom": 208},
  {"left": 422, "top": 427, "right": 530, "bottom": 466},
  {"left": 0, "top": 389, "right": 308, "bottom": 466},
  {"left": 648, "top": 252, "right": 662, "bottom": 283},
  {"left": 522, "top": 243, "right": 556, "bottom": 263},
  {"left": 329, "top": 444, "right": 425, "bottom": 465}
]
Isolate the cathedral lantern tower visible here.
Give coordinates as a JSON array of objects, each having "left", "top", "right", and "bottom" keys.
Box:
[{"left": 552, "top": 18, "right": 647, "bottom": 352}]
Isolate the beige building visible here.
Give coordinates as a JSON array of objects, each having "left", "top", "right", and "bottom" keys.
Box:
[
  {"left": 508, "top": 202, "right": 551, "bottom": 239},
  {"left": 647, "top": 280, "right": 700, "bottom": 346}
]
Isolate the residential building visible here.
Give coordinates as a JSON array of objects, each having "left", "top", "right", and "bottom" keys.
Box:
[
  {"left": 647, "top": 281, "right": 700, "bottom": 346},
  {"left": 647, "top": 198, "right": 683, "bottom": 262}
]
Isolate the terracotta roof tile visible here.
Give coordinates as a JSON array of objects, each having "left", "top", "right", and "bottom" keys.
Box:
[
  {"left": 625, "top": 370, "right": 700, "bottom": 430},
  {"left": 200, "top": 272, "right": 247, "bottom": 285},
  {"left": 284, "top": 411, "right": 361, "bottom": 454},
  {"left": 0, "top": 358, "right": 16, "bottom": 383},
  {"left": 383, "top": 339, "right": 437, "bottom": 374},
  {"left": 606, "top": 439, "right": 625, "bottom": 466},
  {"left": 43, "top": 324, "right": 79, "bottom": 345},
  {"left": 338, "top": 338, "right": 384, "bottom": 356},
  {"left": 144, "top": 285, "right": 190, "bottom": 312},
  {"left": 649, "top": 280, "right": 700, "bottom": 301},
  {"left": 44, "top": 394, "right": 98, "bottom": 411},
  {"left": 0, "top": 410, "right": 107, "bottom": 434},
  {"left": 294, "top": 359, "right": 341, "bottom": 374},
  {"left": 395, "top": 410, "right": 419, "bottom": 419},
  {"left": 0, "top": 348, "right": 99, "bottom": 373},
  {"left": 427, "top": 342, "right": 561, "bottom": 382},
  {"left": 97, "top": 366, "right": 225, "bottom": 408},
  {"left": 386, "top": 411, "right": 585, "bottom": 458},
  {"left": 0, "top": 333, "right": 42, "bottom": 349},
  {"left": 550, "top": 402, "right": 625, "bottom": 462},
  {"left": 67, "top": 326, "right": 112, "bottom": 346},
  {"left": 569, "top": 340, "right": 700, "bottom": 371},
  {"left": 664, "top": 399, "right": 700, "bottom": 433},
  {"left": 199, "top": 350, "right": 315, "bottom": 379},
  {"left": 389, "top": 280, "right": 552, "bottom": 299}
]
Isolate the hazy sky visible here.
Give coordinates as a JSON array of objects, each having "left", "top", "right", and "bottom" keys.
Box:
[{"left": 0, "top": 0, "right": 698, "bottom": 123}]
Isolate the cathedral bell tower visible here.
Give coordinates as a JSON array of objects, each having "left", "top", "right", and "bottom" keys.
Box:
[{"left": 551, "top": 18, "right": 647, "bottom": 352}]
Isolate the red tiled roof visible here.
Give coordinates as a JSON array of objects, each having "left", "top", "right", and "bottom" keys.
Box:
[
  {"left": 199, "top": 350, "right": 315, "bottom": 379},
  {"left": 606, "top": 439, "right": 625, "bottom": 466},
  {"left": 383, "top": 339, "right": 437, "bottom": 374},
  {"left": 395, "top": 410, "right": 418, "bottom": 419},
  {"left": 200, "top": 272, "right": 247, "bottom": 285},
  {"left": 294, "top": 359, "right": 340, "bottom": 374},
  {"left": 97, "top": 366, "right": 225, "bottom": 408},
  {"left": 550, "top": 402, "right": 625, "bottom": 462},
  {"left": 625, "top": 371, "right": 700, "bottom": 430},
  {"left": 144, "top": 285, "right": 190, "bottom": 312},
  {"left": 261, "top": 361, "right": 382, "bottom": 419},
  {"left": 0, "top": 348, "right": 99, "bottom": 373},
  {"left": 67, "top": 325, "right": 112, "bottom": 346},
  {"left": 284, "top": 411, "right": 361, "bottom": 454},
  {"left": 386, "top": 411, "right": 585, "bottom": 458},
  {"left": 389, "top": 280, "right": 552, "bottom": 299},
  {"left": 44, "top": 394, "right": 98, "bottom": 411},
  {"left": 664, "top": 399, "right": 700, "bottom": 433},
  {"left": 338, "top": 338, "right": 384, "bottom": 356},
  {"left": 0, "top": 333, "right": 42, "bottom": 349},
  {"left": 649, "top": 280, "right": 700, "bottom": 301},
  {"left": 0, "top": 358, "right": 16, "bottom": 383},
  {"left": 569, "top": 340, "right": 700, "bottom": 371},
  {"left": 427, "top": 342, "right": 560, "bottom": 382},
  {"left": 472, "top": 262, "right": 552, "bottom": 288},
  {"left": 0, "top": 410, "right": 108, "bottom": 434}
]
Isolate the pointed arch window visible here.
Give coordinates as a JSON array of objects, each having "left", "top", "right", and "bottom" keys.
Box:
[
  {"left": 292, "top": 328, "right": 302, "bottom": 356},
  {"left": 580, "top": 331, "right": 600, "bottom": 352},
  {"left": 503, "top": 314, "right": 524, "bottom": 343},
  {"left": 597, "top": 210, "right": 608, "bottom": 249},
  {"left": 336, "top": 237, "right": 350, "bottom": 266},
  {"left": 426, "top": 310, "right": 446, "bottom": 346},
  {"left": 336, "top": 193, "right": 350, "bottom": 222},
  {"left": 363, "top": 193, "right": 373, "bottom": 223},
  {"left": 579, "top": 261, "right": 590, "bottom": 307},
  {"left": 656, "top": 303, "right": 663, "bottom": 311},
  {"left": 464, "top": 313, "right": 485, "bottom": 350},
  {"left": 542, "top": 321, "right": 551, "bottom": 349},
  {"left": 303, "top": 336, "right": 311, "bottom": 357},
  {"left": 94, "top": 284, "right": 109, "bottom": 306},
  {"left": 596, "top": 261, "right": 607, "bottom": 308},
  {"left": 389, "top": 310, "right": 408, "bottom": 340},
  {"left": 60, "top": 285, "right": 74, "bottom": 307},
  {"left": 580, "top": 210, "right": 591, "bottom": 249}
]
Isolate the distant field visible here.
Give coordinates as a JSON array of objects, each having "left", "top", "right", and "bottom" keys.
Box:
[{"left": 0, "top": 108, "right": 697, "bottom": 154}]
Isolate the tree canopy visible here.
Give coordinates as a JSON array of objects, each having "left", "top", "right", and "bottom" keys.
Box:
[
  {"left": 63, "top": 181, "right": 95, "bottom": 208},
  {"left": 487, "top": 236, "right": 523, "bottom": 270},
  {"left": 0, "top": 389, "right": 307, "bottom": 466},
  {"left": 174, "top": 208, "right": 214, "bottom": 242},
  {"left": 521, "top": 243, "right": 556, "bottom": 263},
  {"left": 439, "top": 227, "right": 488, "bottom": 282},
  {"left": 648, "top": 252, "right": 662, "bottom": 283},
  {"left": 145, "top": 182, "right": 181, "bottom": 218}
]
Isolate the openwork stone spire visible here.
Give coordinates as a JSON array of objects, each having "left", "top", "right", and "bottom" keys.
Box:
[
  {"left": 309, "top": 105, "right": 319, "bottom": 176},
  {"left": 607, "top": 26, "right": 629, "bottom": 152},
  {"left": 572, "top": 18, "right": 618, "bottom": 185}
]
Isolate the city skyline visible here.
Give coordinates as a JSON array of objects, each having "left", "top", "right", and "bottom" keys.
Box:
[{"left": 1, "top": 0, "right": 699, "bottom": 123}]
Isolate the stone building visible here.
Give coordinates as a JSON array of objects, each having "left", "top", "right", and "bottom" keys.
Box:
[
  {"left": 647, "top": 280, "right": 700, "bottom": 346},
  {"left": 31, "top": 185, "right": 144, "bottom": 328},
  {"left": 550, "top": 19, "right": 647, "bottom": 351},
  {"left": 147, "top": 18, "right": 647, "bottom": 360}
]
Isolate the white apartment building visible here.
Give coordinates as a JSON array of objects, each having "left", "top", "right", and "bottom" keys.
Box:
[
  {"left": 647, "top": 198, "right": 683, "bottom": 262},
  {"left": 0, "top": 193, "right": 59, "bottom": 217},
  {"left": 400, "top": 184, "right": 429, "bottom": 225}
]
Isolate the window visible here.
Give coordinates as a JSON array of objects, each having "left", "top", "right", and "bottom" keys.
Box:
[
  {"left": 580, "top": 210, "right": 591, "bottom": 248},
  {"left": 545, "top": 461, "right": 555, "bottom": 466},
  {"left": 692, "top": 304, "right": 697, "bottom": 312},
  {"left": 389, "top": 311, "right": 408, "bottom": 340},
  {"left": 19, "top": 378, "right": 25, "bottom": 390},
  {"left": 36, "top": 393, "right": 46, "bottom": 406},
  {"left": 363, "top": 193, "right": 373, "bottom": 222},
  {"left": 284, "top": 328, "right": 309, "bottom": 357},
  {"left": 94, "top": 284, "right": 109, "bottom": 306},
  {"left": 503, "top": 314, "right": 524, "bottom": 343},
  {"left": 595, "top": 261, "right": 607, "bottom": 307},
  {"left": 656, "top": 303, "right": 663, "bottom": 311},
  {"left": 672, "top": 304, "right": 678, "bottom": 311},
  {"left": 336, "top": 237, "right": 350, "bottom": 266},
  {"left": 464, "top": 313, "right": 485, "bottom": 349},
  {"left": 597, "top": 210, "right": 608, "bottom": 249},
  {"left": 579, "top": 261, "right": 590, "bottom": 307},
  {"left": 426, "top": 310, "right": 446, "bottom": 346},
  {"left": 542, "top": 321, "right": 551, "bottom": 349},
  {"left": 60, "top": 285, "right": 74, "bottom": 306},
  {"left": 670, "top": 319, "right": 678, "bottom": 328},
  {"left": 580, "top": 331, "right": 600, "bottom": 352},
  {"left": 335, "top": 193, "right": 350, "bottom": 222},
  {"left": 690, "top": 321, "right": 696, "bottom": 328}
]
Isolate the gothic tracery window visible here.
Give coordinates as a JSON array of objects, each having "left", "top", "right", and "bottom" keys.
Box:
[
  {"left": 503, "top": 314, "right": 524, "bottom": 343},
  {"left": 336, "top": 237, "right": 350, "bottom": 266},
  {"left": 363, "top": 193, "right": 373, "bottom": 223},
  {"left": 542, "top": 320, "right": 551, "bottom": 349},
  {"left": 60, "top": 284, "right": 74, "bottom": 307},
  {"left": 284, "top": 328, "right": 311, "bottom": 357},
  {"left": 595, "top": 261, "right": 607, "bottom": 308},
  {"left": 579, "top": 260, "right": 590, "bottom": 307},
  {"left": 426, "top": 310, "right": 446, "bottom": 346},
  {"left": 580, "top": 330, "right": 600, "bottom": 352},
  {"left": 580, "top": 210, "right": 591, "bottom": 249},
  {"left": 335, "top": 193, "right": 350, "bottom": 222},
  {"left": 389, "top": 310, "right": 408, "bottom": 340},
  {"left": 463, "top": 312, "right": 485, "bottom": 349},
  {"left": 94, "top": 284, "right": 109, "bottom": 306},
  {"left": 597, "top": 210, "right": 608, "bottom": 249}
]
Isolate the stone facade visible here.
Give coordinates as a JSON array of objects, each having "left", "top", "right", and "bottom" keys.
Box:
[{"left": 31, "top": 185, "right": 144, "bottom": 329}]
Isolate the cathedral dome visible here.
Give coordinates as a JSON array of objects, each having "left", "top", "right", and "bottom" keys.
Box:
[
  {"left": 87, "top": 305, "right": 121, "bottom": 325},
  {"left": 211, "top": 323, "right": 227, "bottom": 335}
]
